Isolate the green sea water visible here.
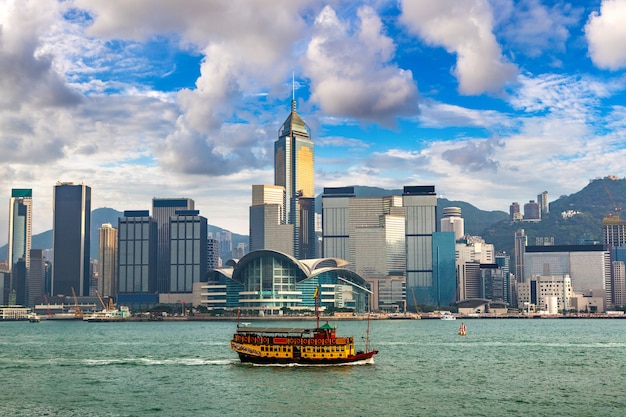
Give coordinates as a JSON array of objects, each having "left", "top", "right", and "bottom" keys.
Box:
[{"left": 1, "top": 318, "right": 625, "bottom": 417}]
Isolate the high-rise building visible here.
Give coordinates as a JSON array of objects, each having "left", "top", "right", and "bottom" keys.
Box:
[
  {"left": 28, "top": 249, "right": 45, "bottom": 307},
  {"left": 207, "top": 237, "right": 220, "bottom": 270},
  {"left": 169, "top": 210, "right": 207, "bottom": 293},
  {"left": 152, "top": 198, "right": 194, "bottom": 293},
  {"left": 52, "top": 182, "right": 91, "bottom": 296},
  {"left": 118, "top": 210, "right": 157, "bottom": 294},
  {"left": 603, "top": 214, "right": 626, "bottom": 249},
  {"left": 440, "top": 206, "right": 464, "bottom": 241},
  {"left": 274, "top": 96, "right": 315, "bottom": 259},
  {"left": 249, "top": 185, "right": 293, "bottom": 254},
  {"left": 537, "top": 191, "right": 549, "bottom": 214},
  {"left": 8, "top": 189, "right": 32, "bottom": 304},
  {"left": 523, "top": 200, "right": 541, "bottom": 221},
  {"left": 98, "top": 223, "right": 118, "bottom": 297},
  {"left": 403, "top": 186, "right": 437, "bottom": 309},
  {"left": 8, "top": 189, "right": 33, "bottom": 274},
  {"left": 509, "top": 202, "right": 520, "bottom": 221},
  {"left": 514, "top": 229, "right": 527, "bottom": 283}
]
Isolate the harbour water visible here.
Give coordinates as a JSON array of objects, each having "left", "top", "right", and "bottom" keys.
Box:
[{"left": 1, "top": 318, "right": 625, "bottom": 416}]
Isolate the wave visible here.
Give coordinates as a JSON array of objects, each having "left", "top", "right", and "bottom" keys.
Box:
[{"left": 81, "top": 357, "right": 238, "bottom": 366}]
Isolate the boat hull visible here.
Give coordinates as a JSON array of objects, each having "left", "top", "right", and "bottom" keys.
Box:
[{"left": 237, "top": 350, "right": 378, "bottom": 365}]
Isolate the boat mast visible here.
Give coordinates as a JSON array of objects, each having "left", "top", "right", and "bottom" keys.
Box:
[
  {"left": 315, "top": 286, "right": 320, "bottom": 328},
  {"left": 366, "top": 313, "right": 371, "bottom": 353}
]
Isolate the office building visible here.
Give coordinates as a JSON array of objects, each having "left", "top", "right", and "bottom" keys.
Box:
[
  {"left": 537, "top": 191, "right": 549, "bottom": 214},
  {"left": 207, "top": 238, "right": 220, "bottom": 270},
  {"left": 603, "top": 214, "right": 626, "bottom": 249},
  {"left": 52, "top": 182, "right": 91, "bottom": 296},
  {"left": 274, "top": 96, "right": 315, "bottom": 259},
  {"left": 98, "top": 223, "right": 118, "bottom": 297},
  {"left": 249, "top": 184, "right": 293, "bottom": 255},
  {"left": 518, "top": 274, "right": 573, "bottom": 313},
  {"left": 523, "top": 245, "right": 611, "bottom": 310},
  {"left": 523, "top": 200, "right": 541, "bottom": 221},
  {"left": 403, "top": 186, "right": 437, "bottom": 309},
  {"left": 169, "top": 210, "right": 207, "bottom": 293},
  {"left": 440, "top": 206, "right": 464, "bottom": 241},
  {"left": 509, "top": 202, "right": 521, "bottom": 221},
  {"left": 118, "top": 210, "right": 158, "bottom": 294},
  {"left": 8, "top": 189, "right": 32, "bottom": 273},
  {"left": 8, "top": 189, "right": 32, "bottom": 303},
  {"left": 612, "top": 261, "right": 625, "bottom": 306},
  {"left": 28, "top": 249, "right": 45, "bottom": 307},
  {"left": 152, "top": 198, "right": 194, "bottom": 293},
  {"left": 514, "top": 229, "right": 527, "bottom": 283}
]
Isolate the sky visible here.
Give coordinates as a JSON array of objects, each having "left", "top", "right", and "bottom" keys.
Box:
[{"left": 1, "top": 0, "right": 626, "bottom": 241}]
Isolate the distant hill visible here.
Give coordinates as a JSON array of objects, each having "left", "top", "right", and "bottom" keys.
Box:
[
  {"left": 0, "top": 207, "right": 248, "bottom": 261},
  {"left": 482, "top": 176, "right": 626, "bottom": 254}
]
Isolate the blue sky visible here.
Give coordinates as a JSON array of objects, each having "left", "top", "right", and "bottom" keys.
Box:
[{"left": 1, "top": 0, "right": 626, "bottom": 239}]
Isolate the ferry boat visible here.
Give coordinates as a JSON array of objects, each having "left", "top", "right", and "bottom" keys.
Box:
[
  {"left": 230, "top": 321, "right": 378, "bottom": 365},
  {"left": 83, "top": 306, "right": 131, "bottom": 322}
]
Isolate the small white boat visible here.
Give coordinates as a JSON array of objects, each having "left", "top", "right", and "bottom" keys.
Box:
[{"left": 440, "top": 312, "right": 456, "bottom": 321}]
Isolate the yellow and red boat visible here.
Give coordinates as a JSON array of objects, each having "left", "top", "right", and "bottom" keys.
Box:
[{"left": 230, "top": 321, "right": 378, "bottom": 365}]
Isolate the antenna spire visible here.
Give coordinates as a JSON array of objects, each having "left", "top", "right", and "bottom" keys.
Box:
[{"left": 291, "top": 72, "right": 296, "bottom": 112}]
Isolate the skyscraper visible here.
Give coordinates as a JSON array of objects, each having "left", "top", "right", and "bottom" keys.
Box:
[
  {"left": 274, "top": 96, "right": 315, "bottom": 259},
  {"left": 403, "top": 186, "right": 437, "bottom": 309},
  {"left": 118, "top": 210, "right": 157, "bottom": 294},
  {"left": 152, "top": 198, "right": 194, "bottom": 293},
  {"left": 8, "top": 189, "right": 32, "bottom": 302},
  {"left": 98, "top": 223, "right": 118, "bottom": 297},
  {"left": 52, "top": 182, "right": 91, "bottom": 296},
  {"left": 440, "top": 206, "right": 464, "bottom": 241},
  {"left": 169, "top": 210, "right": 207, "bottom": 293},
  {"left": 249, "top": 184, "right": 293, "bottom": 255}
]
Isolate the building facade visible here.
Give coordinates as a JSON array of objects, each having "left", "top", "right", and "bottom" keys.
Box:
[
  {"left": 152, "top": 198, "right": 194, "bottom": 293},
  {"left": 98, "top": 223, "right": 118, "bottom": 297},
  {"left": 274, "top": 98, "right": 315, "bottom": 259},
  {"left": 118, "top": 210, "right": 157, "bottom": 294},
  {"left": 403, "top": 186, "right": 437, "bottom": 309},
  {"left": 203, "top": 249, "right": 371, "bottom": 313},
  {"left": 249, "top": 184, "right": 294, "bottom": 255},
  {"left": 52, "top": 182, "right": 91, "bottom": 296},
  {"left": 169, "top": 210, "right": 208, "bottom": 293},
  {"left": 8, "top": 189, "right": 33, "bottom": 304}
]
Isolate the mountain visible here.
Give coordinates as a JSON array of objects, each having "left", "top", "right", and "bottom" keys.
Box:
[
  {"left": 481, "top": 176, "right": 626, "bottom": 255},
  {"left": 0, "top": 207, "right": 249, "bottom": 261}
]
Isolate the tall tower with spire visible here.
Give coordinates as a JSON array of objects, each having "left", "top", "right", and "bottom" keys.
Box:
[{"left": 274, "top": 88, "right": 315, "bottom": 259}]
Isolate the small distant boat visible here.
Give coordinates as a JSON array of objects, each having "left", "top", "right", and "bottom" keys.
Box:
[
  {"left": 458, "top": 322, "right": 467, "bottom": 336},
  {"left": 440, "top": 312, "right": 456, "bottom": 321},
  {"left": 28, "top": 313, "right": 41, "bottom": 323}
]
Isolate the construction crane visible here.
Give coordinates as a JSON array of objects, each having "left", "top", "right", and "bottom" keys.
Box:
[
  {"left": 604, "top": 184, "right": 622, "bottom": 218},
  {"left": 95, "top": 291, "right": 107, "bottom": 311},
  {"left": 71, "top": 287, "right": 83, "bottom": 319}
]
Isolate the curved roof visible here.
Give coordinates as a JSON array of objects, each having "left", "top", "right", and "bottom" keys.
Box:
[
  {"left": 299, "top": 258, "right": 350, "bottom": 271},
  {"left": 232, "top": 249, "right": 310, "bottom": 282}
]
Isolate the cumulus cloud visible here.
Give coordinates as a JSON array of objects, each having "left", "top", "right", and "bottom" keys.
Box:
[
  {"left": 441, "top": 136, "right": 503, "bottom": 172},
  {"left": 303, "top": 5, "right": 419, "bottom": 126},
  {"left": 585, "top": 0, "right": 626, "bottom": 70},
  {"left": 400, "top": 0, "right": 517, "bottom": 95},
  {"left": 0, "top": 1, "right": 82, "bottom": 110}
]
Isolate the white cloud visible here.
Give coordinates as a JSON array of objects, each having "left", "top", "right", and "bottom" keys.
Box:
[
  {"left": 585, "top": 0, "right": 626, "bottom": 70},
  {"left": 400, "top": 0, "right": 517, "bottom": 95},
  {"left": 303, "top": 5, "right": 419, "bottom": 126}
]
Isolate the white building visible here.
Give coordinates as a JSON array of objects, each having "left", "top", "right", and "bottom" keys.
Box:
[{"left": 517, "top": 274, "right": 574, "bottom": 313}]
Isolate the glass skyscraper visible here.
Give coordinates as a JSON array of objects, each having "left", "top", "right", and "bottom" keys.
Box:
[
  {"left": 52, "top": 182, "right": 91, "bottom": 296},
  {"left": 169, "top": 210, "right": 207, "bottom": 293},
  {"left": 8, "top": 188, "right": 32, "bottom": 304},
  {"left": 152, "top": 198, "right": 194, "bottom": 293},
  {"left": 118, "top": 210, "right": 157, "bottom": 294},
  {"left": 274, "top": 98, "right": 315, "bottom": 259}
]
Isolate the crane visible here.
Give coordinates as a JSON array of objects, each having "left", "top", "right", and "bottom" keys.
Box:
[
  {"left": 604, "top": 184, "right": 622, "bottom": 218},
  {"left": 95, "top": 291, "right": 107, "bottom": 311},
  {"left": 71, "top": 287, "right": 83, "bottom": 319}
]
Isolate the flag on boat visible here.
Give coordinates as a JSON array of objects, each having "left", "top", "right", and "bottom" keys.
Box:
[{"left": 312, "top": 286, "right": 319, "bottom": 299}]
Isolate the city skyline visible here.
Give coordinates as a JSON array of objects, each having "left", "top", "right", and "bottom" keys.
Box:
[{"left": 1, "top": 1, "right": 626, "bottom": 240}]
